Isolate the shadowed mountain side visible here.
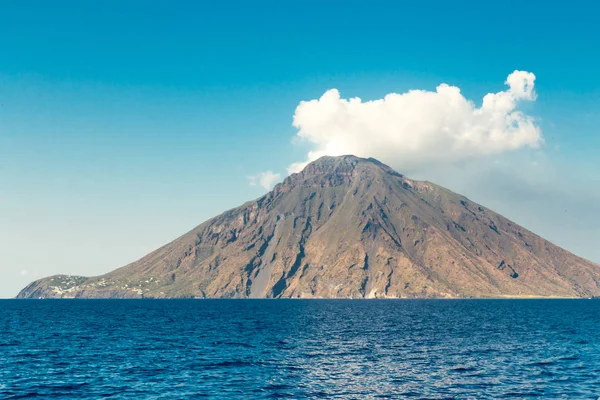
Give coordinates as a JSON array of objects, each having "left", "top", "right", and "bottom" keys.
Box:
[{"left": 18, "top": 155, "right": 600, "bottom": 299}]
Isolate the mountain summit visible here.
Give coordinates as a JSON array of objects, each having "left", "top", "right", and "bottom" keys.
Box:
[{"left": 18, "top": 155, "right": 600, "bottom": 298}]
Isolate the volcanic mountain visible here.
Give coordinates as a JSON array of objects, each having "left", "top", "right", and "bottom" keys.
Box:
[{"left": 18, "top": 155, "right": 600, "bottom": 299}]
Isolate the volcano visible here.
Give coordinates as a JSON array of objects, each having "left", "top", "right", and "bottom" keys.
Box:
[{"left": 18, "top": 155, "right": 600, "bottom": 298}]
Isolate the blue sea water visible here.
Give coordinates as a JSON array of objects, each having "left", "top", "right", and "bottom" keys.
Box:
[{"left": 1, "top": 300, "right": 600, "bottom": 399}]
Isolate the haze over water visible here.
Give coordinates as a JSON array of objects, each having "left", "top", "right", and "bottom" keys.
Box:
[{"left": 2, "top": 299, "right": 599, "bottom": 399}]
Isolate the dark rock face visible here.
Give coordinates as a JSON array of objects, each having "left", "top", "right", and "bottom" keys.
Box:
[{"left": 17, "top": 155, "right": 600, "bottom": 299}]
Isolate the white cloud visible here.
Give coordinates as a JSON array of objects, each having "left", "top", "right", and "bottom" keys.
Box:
[
  {"left": 248, "top": 170, "right": 281, "bottom": 190},
  {"left": 288, "top": 70, "right": 542, "bottom": 173},
  {"left": 20, "top": 270, "right": 29, "bottom": 277}
]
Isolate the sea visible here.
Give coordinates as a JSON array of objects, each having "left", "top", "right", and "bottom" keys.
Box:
[{"left": 1, "top": 299, "right": 599, "bottom": 399}]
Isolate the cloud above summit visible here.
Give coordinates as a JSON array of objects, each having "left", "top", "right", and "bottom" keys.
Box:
[{"left": 288, "top": 71, "right": 542, "bottom": 173}]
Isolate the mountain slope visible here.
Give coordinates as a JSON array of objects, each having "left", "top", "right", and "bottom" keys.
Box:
[{"left": 18, "top": 155, "right": 600, "bottom": 299}]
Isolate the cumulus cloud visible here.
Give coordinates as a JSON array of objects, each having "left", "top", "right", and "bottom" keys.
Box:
[
  {"left": 248, "top": 171, "right": 281, "bottom": 190},
  {"left": 288, "top": 71, "right": 542, "bottom": 173}
]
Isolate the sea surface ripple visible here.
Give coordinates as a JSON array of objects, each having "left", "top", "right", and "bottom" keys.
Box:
[{"left": 1, "top": 299, "right": 599, "bottom": 399}]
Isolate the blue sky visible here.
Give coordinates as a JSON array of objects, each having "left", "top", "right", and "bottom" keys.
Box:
[{"left": 1, "top": 0, "right": 599, "bottom": 297}]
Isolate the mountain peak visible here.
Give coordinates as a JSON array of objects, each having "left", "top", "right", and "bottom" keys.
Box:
[
  {"left": 305, "top": 155, "right": 396, "bottom": 173},
  {"left": 279, "top": 155, "right": 402, "bottom": 190}
]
